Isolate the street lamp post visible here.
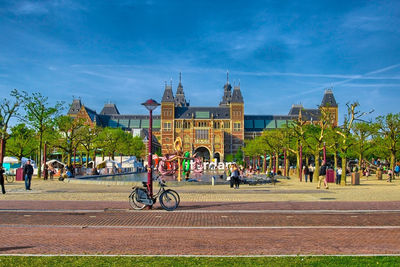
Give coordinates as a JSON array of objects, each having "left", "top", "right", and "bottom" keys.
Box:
[{"left": 142, "top": 99, "right": 160, "bottom": 203}]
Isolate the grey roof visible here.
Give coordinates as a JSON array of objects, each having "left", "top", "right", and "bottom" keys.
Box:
[
  {"left": 67, "top": 99, "right": 82, "bottom": 115},
  {"left": 219, "top": 82, "right": 232, "bottom": 106},
  {"left": 100, "top": 103, "right": 120, "bottom": 115},
  {"left": 321, "top": 89, "right": 338, "bottom": 107},
  {"left": 301, "top": 109, "right": 321, "bottom": 121},
  {"left": 175, "top": 107, "right": 231, "bottom": 119},
  {"left": 161, "top": 85, "right": 174, "bottom": 103},
  {"left": 231, "top": 86, "right": 244, "bottom": 103},
  {"left": 287, "top": 105, "right": 321, "bottom": 121},
  {"left": 288, "top": 104, "right": 303, "bottom": 115}
]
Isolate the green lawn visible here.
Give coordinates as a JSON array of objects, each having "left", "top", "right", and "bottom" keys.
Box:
[{"left": 0, "top": 256, "right": 400, "bottom": 267}]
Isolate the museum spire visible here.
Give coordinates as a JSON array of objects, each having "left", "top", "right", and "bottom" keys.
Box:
[{"left": 175, "top": 72, "right": 189, "bottom": 107}]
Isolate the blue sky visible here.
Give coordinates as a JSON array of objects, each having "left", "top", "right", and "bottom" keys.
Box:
[{"left": 0, "top": 0, "right": 399, "bottom": 123}]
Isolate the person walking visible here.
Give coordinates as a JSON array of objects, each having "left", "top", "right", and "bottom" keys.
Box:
[
  {"left": 308, "top": 164, "right": 314, "bottom": 183},
  {"left": 232, "top": 164, "right": 240, "bottom": 189},
  {"left": 304, "top": 165, "right": 310, "bottom": 182},
  {"left": 23, "top": 160, "right": 34, "bottom": 190},
  {"left": 317, "top": 160, "right": 329, "bottom": 189},
  {"left": 226, "top": 166, "right": 234, "bottom": 188},
  {"left": 0, "top": 166, "right": 6, "bottom": 194},
  {"left": 336, "top": 167, "right": 342, "bottom": 185}
]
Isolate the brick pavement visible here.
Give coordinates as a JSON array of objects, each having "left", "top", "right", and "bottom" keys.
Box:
[
  {"left": 1, "top": 200, "right": 400, "bottom": 255},
  {"left": 2, "top": 200, "right": 400, "bottom": 211},
  {"left": 1, "top": 227, "right": 400, "bottom": 255}
]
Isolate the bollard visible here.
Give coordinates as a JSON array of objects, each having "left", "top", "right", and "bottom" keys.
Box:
[{"left": 212, "top": 176, "right": 215, "bottom": 186}]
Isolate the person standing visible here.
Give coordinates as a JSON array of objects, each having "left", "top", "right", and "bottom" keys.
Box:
[
  {"left": 304, "top": 165, "right": 310, "bottom": 182},
  {"left": 317, "top": 160, "right": 329, "bottom": 189},
  {"left": 336, "top": 167, "right": 342, "bottom": 185},
  {"left": 308, "top": 164, "right": 314, "bottom": 183},
  {"left": 0, "top": 167, "right": 6, "bottom": 194},
  {"left": 23, "top": 160, "right": 34, "bottom": 190},
  {"left": 232, "top": 164, "right": 240, "bottom": 189}
]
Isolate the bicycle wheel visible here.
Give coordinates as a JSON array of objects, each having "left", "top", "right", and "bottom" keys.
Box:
[
  {"left": 159, "top": 191, "right": 178, "bottom": 211},
  {"left": 166, "top": 189, "right": 180, "bottom": 207},
  {"left": 6, "top": 175, "right": 14, "bottom": 183},
  {"left": 129, "top": 190, "right": 146, "bottom": 210}
]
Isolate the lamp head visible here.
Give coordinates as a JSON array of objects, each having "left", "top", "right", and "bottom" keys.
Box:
[{"left": 141, "top": 99, "right": 160, "bottom": 111}]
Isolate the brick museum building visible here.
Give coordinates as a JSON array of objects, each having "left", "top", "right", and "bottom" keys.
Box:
[{"left": 68, "top": 75, "right": 338, "bottom": 162}]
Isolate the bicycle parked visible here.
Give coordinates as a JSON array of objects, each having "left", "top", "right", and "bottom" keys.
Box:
[
  {"left": 129, "top": 176, "right": 180, "bottom": 211},
  {"left": 5, "top": 173, "right": 15, "bottom": 183}
]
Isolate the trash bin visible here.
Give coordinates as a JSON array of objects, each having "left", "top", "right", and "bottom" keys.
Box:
[
  {"left": 326, "top": 169, "right": 335, "bottom": 183},
  {"left": 16, "top": 168, "right": 24, "bottom": 181},
  {"left": 351, "top": 172, "right": 360, "bottom": 185}
]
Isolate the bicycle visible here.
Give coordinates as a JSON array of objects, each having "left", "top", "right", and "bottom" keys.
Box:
[
  {"left": 5, "top": 173, "right": 15, "bottom": 183},
  {"left": 129, "top": 177, "right": 180, "bottom": 211}
]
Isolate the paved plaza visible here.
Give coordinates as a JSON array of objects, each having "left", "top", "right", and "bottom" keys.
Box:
[{"left": 1, "top": 175, "right": 400, "bottom": 256}]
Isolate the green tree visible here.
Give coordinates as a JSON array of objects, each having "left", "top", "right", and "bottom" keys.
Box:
[
  {"left": 352, "top": 121, "right": 375, "bottom": 168},
  {"left": 127, "top": 135, "right": 146, "bottom": 160},
  {"left": 303, "top": 109, "right": 333, "bottom": 182},
  {"left": 287, "top": 114, "right": 308, "bottom": 178},
  {"left": 336, "top": 102, "right": 371, "bottom": 185},
  {"left": 375, "top": 113, "right": 400, "bottom": 172},
  {"left": 77, "top": 125, "right": 101, "bottom": 167},
  {"left": 234, "top": 147, "right": 244, "bottom": 165},
  {"left": 260, "top": 130, "right": 286, "bottom": 173},
  {"left": 243, "top": 138, "right": 262, "bottom": 168},
  {"left": 21, "top": 92, "right": 64, "bottom": 178},
  {"left": 6, "top": 123, "right": 37, "bottom": 161},
  {"left": 54, "top": 116, "right": 84, "bottom": 166},
  {"left": 97, "top": 127, "right": 126, "bottom": 160},
  {"left": 0, "top": 89, "right": 23, "bottom": 163}
]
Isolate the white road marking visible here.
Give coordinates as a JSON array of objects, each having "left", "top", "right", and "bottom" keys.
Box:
[
  {"left": 1, "top": 209, "right": 400, "bottom": 214},
  {"left": 1, "top": 224, "right": 400, "bottom": 230}
]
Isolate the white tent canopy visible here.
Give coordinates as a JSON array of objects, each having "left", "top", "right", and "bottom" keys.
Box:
[
  {"left": 3, "top": 156, "right": 19, "bottom": 163},
  {"left": 97, "top": 160, "right": 121, "bottom": 169},
  {"left": 46, "top": 159, "right": 65, "bottom": 168}
]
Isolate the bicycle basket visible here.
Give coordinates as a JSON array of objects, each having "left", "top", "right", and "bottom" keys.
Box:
[{"left": 135, "top": 188, "right": 153, "bottom": 205}]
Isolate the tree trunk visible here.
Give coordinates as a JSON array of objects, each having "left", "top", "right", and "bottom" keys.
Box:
[
  {"left": 0, "top": 139, "right": 5, "bottom": 165},
  {"left": 341, "top": 157, "right": 347, "bottom": 186},
  {"left": 314, "top": 153, "right": 320, "bottom": 183},
  {"left": 86, "top": 149, "right": 90, "bottom": 168},
  {"left": 334, "top": 152, "right": 338, "bottom": 180},
  {"left": 390, "top": 151, "right": 395, "bottom": 174},
  {"left": 296, "top": 151, "right": 300, "bottom": 178},
  {"left": 67, "top": 153, "right": 71, "bottom": 167},
  {"left": 285, "top": 156, "right": 289, "bottom": 177},
  {"left": 263, "top": 154, "right": 267, "bottom": 173},
  {"left": 38, "top": 134, "right": 43, "bottom": 178},
  {"left": 275, "top": 152, "right": 279, "bottom": 174},
  {"left": 269, "top": 155, "right": 272, "bottom": 172}
]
